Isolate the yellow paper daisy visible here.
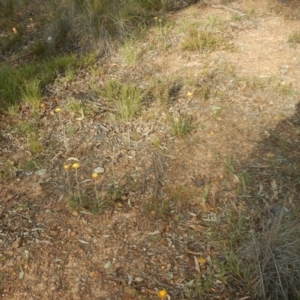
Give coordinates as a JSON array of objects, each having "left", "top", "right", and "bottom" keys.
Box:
[
  {"left": 158, "top": 289, "right": 167, "bottom": 299},
  {"left": 198, "top": 257, "right": 206, "bottom": 266},
  {"left": 92, "top": 173, "right": 99, "bottom": 179},
  {"left": 72, "top": 163, "right": 80, "bottom": 169}
]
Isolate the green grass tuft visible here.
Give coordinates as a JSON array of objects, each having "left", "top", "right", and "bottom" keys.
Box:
[
  {"left": 101, "top": 80, "right": 142, "bottom": 119},
  {"left": 171, "top": 115, "right": 194, "bottom": 137},
  {"left": 0, "top": 54, "right": 88, "bottom": 109},
  {"left": 182, "top": 28, "right": 232, "bottom": 52}
]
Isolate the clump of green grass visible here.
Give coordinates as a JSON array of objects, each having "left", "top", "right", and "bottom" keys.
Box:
[
  {"left": 118, "top": 86, "right": 142, "bottom": 119},
  {"left": 15, "top": 122, "right": 37, "bottom": 136},
  {"left": 21, "top": 79, "right": 42, "bottom": 110},
  {"left": 209, "top": 14, "right": 224, "bottom": 29},
  {"left": 21, "top": 159, "right": 40, "bottom": 171},
  {"left": 146, "top": 78, "right": 182, "bottom": 106},
  {"left": 64, "top": 98, "right": 95, "bottom": 119},
  {"left": 184, "top": 274, "right": 214, "bottom": 299},
  {"left": 145, "top": 196, "right": 171, "bottom": 219},
  {"left": 119, "top": 38, "right": 142, "bottom": 66},
  {"left": 231, "top": 13, "right": 243, "bottom": 22},
  {"left": 101, "top": 80, "right": 142, "bottom": 119},
  {"left": 44, "top": 0, "right": 168, "bottom": 52},
  {"left": 171, "top": 115, "right": 194, "bottom": 137},
  {"left": 237, "top": 170, "right": 251, "bottom": 194},
  {"left": 0, "top": 158, "right": 14, "bottom": 180},
  {"left": 275, "top": 81, "right": 293, "bottom": 97},
  {"left": 66, "top": 98, "right": 82, "bottom": 115},
  {"left": 224, "top": 157, "right": 236, "bottom": 174},
  {"left": 288, "top": 30, "right": 300, "bottom": 47},
  {"left": 182, "top": 28, "right": 232, "bottom": 52},
  {"left": 28, "top": 136, "right": 43, "bottom": 154},
  {"left": 0, "top": 54, "right": 88, "bottom": 109}
]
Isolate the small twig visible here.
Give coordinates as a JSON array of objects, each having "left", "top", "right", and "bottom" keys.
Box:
[
  {"left": 85, "top": 98, "right": 118, "bottom": 112},
  {"left": 99, "top": 124, "right": 109, "bottom": 132},
  {"left": 74, "top": 169, "right": 81, "bottom": 203},
  {"left": 153, "top": 151, "right": 164, "bottom": 198},
  {"left": 211, "top": 4, "right": 246, "bottom": 17},
  {"left": 0, "top": 54, "right": 8, "bottom": 62},
  {"left": 112, "top": 147, "right": 116, "bottom": 185}
]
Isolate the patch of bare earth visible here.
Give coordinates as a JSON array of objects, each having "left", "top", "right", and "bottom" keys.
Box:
[{"left": 1, "top": 0, "right": 300, "bottom": 299}]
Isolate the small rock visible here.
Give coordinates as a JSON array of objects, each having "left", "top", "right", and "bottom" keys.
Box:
[
  {"left": 129, "top": 150, "right": 136, "bottom": 157},
  {"left": 121, "top": 195, "right": 128, "bottom": 201},
  {"left": 95, "top": 134, "right": 106, "bottom": 140},
  {"left": 72, "top": 210, "right": 79, "bottom": 217},
  {"left": 6, "top": 250, "right": 14, "bottom": 256},
  {"left": 89, "top": 271, "right": 101, "bottom": 278},
  {"left": 35, "top": 169, "right": 47, "bottom": 176},
  {"left": 12, "top": 237, "right": 23, "bottom": 248},
  {"left": 270, "top": 205, "right": 289, "bottom": 217},
  {"left": 116, "top": 202, "right": 123, "bottom": 209},
  {"left": 93, "top": 167, "right": 105, "bottom": 174}
]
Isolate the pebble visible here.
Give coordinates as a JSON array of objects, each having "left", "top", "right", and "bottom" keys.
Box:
[
  {"left": 116, "top": 202, "right": 123, "bottom": 209},
  {"left": 94, "top": 166, "right": 105, "bottom": 173},
  {"left": 121, "top": 195, "right": 128, "bottom": 201},
  {"left": 72, "top": 210, "right": 79, "bottom": 217},
  {"left": 95, "top": 134, "right": 106, "bottom": 140}
]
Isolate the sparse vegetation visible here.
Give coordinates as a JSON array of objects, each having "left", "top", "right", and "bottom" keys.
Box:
[
  {"left": 242, "top": 209, "right": 300, "bottom": 299},
  {"left": 42, "top": 0, "right": 184, "bottom": 53},
  {"left": 21, "top": 79, "right": 42, "bottom": 110},
  {"left": 0, "top": 55, "right": 87, "bottom": 108},
  {"left": 171, "top": 115, "right": 194, "bottom": 136},
  {"left": 119, "top": 38, "right": 143, "bottom": 66},
  {"left": 1, "top": 1, "right": 300, "bottom": 299},
  {"left": 181, "top": 27, "right": 233, "bottom": 52},
  {"left": 28, "top": 136, "right": 43, "bottom": 154},
  {"left": 288, "top": 29, "right": 300, "bottom": 47},
  {"left": 101, "top": 80, "right": 142, "bottom": 119}
]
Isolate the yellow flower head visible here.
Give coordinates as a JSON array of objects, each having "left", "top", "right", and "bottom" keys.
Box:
[
  {"left": 55, "top": 107, "right": 62, "bottom": 113},
  {"left": 158, "top": 19, "right": 162, "bottom": 22},
  {"left": 92, "top": 173, "right": 99, "bottom": 179},
  {"left": 63, "top": 164, "right": 69, "bottom": 170},
  {"left": 154, "top": 16, "right": 158, "bottom": 20},
  {"left": 198, "top": 257, "right": 206, "bottom": 266},
  {"left": 186, "top": 92, "right": 193, "bottom": 97},
  {"left": 72, "top": 163, "right": 80, "bottom": 169},
  {"left": 158, "top": 289, "right": 167, "bottom": 299}
]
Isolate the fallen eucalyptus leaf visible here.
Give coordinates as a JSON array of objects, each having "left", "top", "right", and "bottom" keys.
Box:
[
  {"left": 19, "top": 266, "right": 24, "bottom": 280},
  {"left": 104, "top": 261, "right": 112, "bottom": 269},
  {"left": 35, "top": 169, "right": 47, "bottom": 176}
]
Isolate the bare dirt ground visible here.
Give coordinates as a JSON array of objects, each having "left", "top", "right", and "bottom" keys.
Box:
[{"left": 1, "top": 0, "right": 300, "bottom": 299}]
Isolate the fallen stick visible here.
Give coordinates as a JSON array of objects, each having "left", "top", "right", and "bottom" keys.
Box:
[{"left": 211, "top": 4, "right": 246, "bottom": 17}]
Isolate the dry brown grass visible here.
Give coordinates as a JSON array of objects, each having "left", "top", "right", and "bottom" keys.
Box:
[{"left": 243, "top": 209, "right": 300, "bottom": 299}]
